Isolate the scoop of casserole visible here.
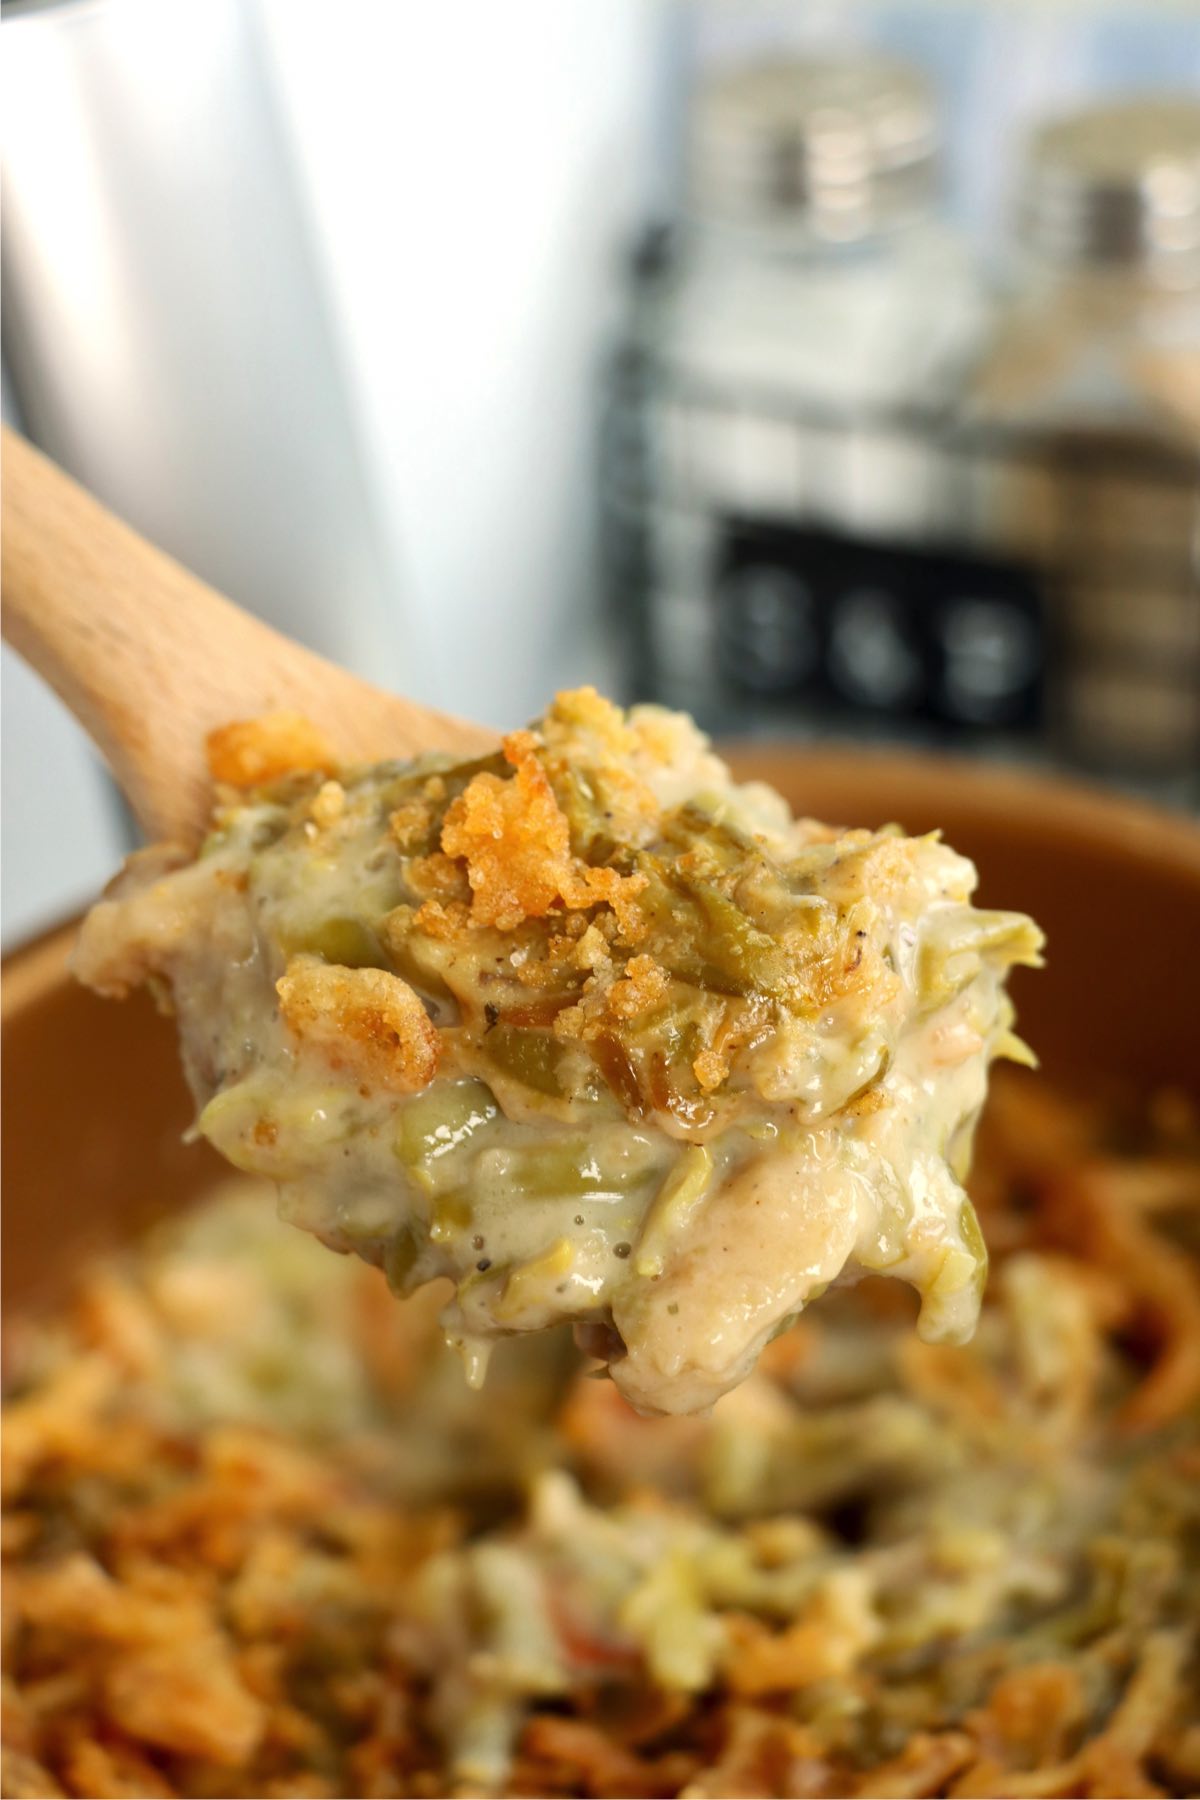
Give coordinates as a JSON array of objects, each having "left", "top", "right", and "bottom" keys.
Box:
[{"left": 76, "top": 689, "right": 1042, "bottom": 1413}]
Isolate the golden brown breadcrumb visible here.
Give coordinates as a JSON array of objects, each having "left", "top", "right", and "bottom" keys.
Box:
[
  {"left": 205, "top": 713, "right": 334, "bottom": 788},
  {"left": 441, "top": 730, "right": 646, "bottom": 934},
  {"left": 605, "top": 955, "right": 670, "bottom": 1021},
  {"left": 276, "top": 958, "right": 440, "bottom": 1093}
]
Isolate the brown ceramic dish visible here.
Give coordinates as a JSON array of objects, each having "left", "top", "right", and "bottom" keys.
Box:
[{"left": 4, "top": 747, "right": 1199, "bottom": 1330}]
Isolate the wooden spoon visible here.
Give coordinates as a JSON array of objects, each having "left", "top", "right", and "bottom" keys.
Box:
[{"left": 1, "top": 427, "right": 496, "bottom": 846}]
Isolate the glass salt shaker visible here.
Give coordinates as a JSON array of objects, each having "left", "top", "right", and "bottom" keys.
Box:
[
  {"left": 603, "top": 54, "right": 995, "bottom": 733},
  {"left": 963, "top": 98, "right": 1200, "bottom": 783}
]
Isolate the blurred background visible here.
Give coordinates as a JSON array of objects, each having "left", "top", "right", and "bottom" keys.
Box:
[{"left": 3, "top": 0, "right": 1198, "bottom": 948}]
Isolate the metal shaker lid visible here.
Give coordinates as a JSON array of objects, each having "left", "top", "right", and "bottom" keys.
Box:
[
  {"left": 1018, "top": 98, "right": 1200, "bottom": 280},
  {"left": 686, "top": 55, "right": 939, "bottom": 242}
]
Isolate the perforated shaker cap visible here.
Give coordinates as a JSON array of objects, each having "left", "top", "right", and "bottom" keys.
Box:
[
  {"left": 1018, "top": 98, "right": 1200, "bottom": 281},
  {"left": 685, "top": 54, "right": 939, "bottom": 242}
]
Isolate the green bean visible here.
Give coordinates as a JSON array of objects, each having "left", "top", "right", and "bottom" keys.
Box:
[
  {"left": 499, "top": 1138, "right": 632, "bottom": 1201},
  {"left": 384, "top": 918, "right": 454, "bottom": 1001},
  {"left": 686, "top": 881, "right": 791, "bottom": 997},
  {"left": 635, "top": 1145, "right": 714, "bottom": 1276},
  {"left": 918, "top": 913, "right": 1044, "bottom": 1012},
  {"left": 430, "top": 1191, "right": 473, "bottom": 1244},
  {"left": 384, "top": 1228, "right": 420, "bottom": 1295},
  {"left": 635, "top": 859, "right": 789, "bottom": 999},
  {"left": 958, "top": 1198, "right": 989, "bottom": 1305},
  {"left": 281, "top": 914, "right": 388, "bottom": 969},
  {"left": 485, "top": 1025, "right": 568, "bottom": 1098},
  {"left": 395, "top": 1080, "right": 499, "bottom": 1168}
]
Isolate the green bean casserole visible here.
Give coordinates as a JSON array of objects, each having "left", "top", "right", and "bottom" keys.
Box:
[
  {"left": 74, "top": 690, "right": 1042, "bottom": 1414},
  {"left": 4, "top": 1072, "right": 1198, "bottom": 1796}
]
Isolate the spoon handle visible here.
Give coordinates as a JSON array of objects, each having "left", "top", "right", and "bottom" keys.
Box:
[{"left": 1, "top": 428, "right": 491, "bottom": 845}]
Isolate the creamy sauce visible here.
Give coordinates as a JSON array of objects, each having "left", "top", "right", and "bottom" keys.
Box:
[{"left": 75, "top": 690, "right": 1042, "bottom": 1413}]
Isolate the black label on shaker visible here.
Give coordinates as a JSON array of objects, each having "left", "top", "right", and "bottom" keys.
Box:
[{"left": 713, "top": 519, "right": 1046, "bottom": 731}]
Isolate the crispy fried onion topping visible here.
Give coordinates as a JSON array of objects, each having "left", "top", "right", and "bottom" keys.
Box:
[
  {"left": 440, "top": 729, "right": 646, "bottom": 933},
  {"left": 206, "top": 713, "right": 334, "bottom": 788}
]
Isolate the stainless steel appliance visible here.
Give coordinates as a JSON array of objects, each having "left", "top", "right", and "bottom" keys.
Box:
[{"left": 1, "top": 0, "right": 410, "bottom": 683}]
